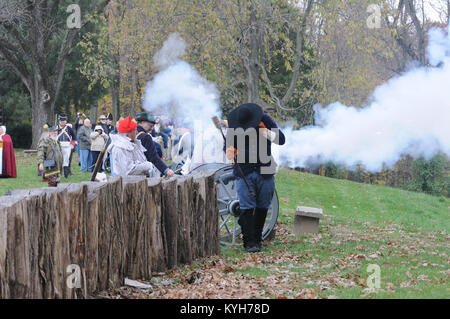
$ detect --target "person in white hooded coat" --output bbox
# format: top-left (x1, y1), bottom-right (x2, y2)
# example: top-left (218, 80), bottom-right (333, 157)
top-left (107, 116), bottom-right (158, 177)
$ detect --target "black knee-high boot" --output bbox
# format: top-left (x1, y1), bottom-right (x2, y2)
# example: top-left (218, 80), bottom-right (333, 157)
top-left (63, 166), bottom-right (69, 178)
top-left (238, 208), bottom-right (259, 253)
top-left (255, 208), bottom-right (268, 250)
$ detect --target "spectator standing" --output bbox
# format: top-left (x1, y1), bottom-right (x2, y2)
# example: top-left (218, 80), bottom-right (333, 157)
top-left (90, 125), bottom-right (108, 173)
top-left (98, 114), bottom-right (110, 135)
top-left (77, 119), bottom-right (92, 172)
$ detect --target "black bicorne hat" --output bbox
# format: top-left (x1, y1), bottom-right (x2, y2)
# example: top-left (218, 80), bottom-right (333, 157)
top-left (227, 103), bottom-right (263, 130)
top-left (136, 112), bottom-right (156, 124)
top-left (107, 113), bottom-right (113, 121)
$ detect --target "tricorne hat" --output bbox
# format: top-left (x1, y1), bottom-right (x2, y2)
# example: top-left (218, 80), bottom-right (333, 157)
top-left (227, 103), bottom-right (263, 130)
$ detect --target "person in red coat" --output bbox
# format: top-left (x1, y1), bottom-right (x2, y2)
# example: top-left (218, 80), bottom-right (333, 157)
top-left (0, 125), bottom-right (17, 178)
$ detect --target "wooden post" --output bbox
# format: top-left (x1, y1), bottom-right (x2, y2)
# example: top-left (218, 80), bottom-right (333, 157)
top-left (147, 178), bottom-right (166, 273)
top-left (62, 183), bottom-right (89, 298)
top-left (86, 193), bottom-right (99, 295)
top-left (192, 173), bottom-right (206, 258)
top-left (176, 176), bottom-right (193, 265)
top-left (122, 177), bottom-right (152, 280)
top-left (161, 177), bottom-right (178, 270)
top-left (90, 177), bottom-right (125, 291)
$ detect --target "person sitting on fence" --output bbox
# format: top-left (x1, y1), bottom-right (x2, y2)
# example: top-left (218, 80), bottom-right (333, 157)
top-left (37, 124), bottom-right (63, 187)
top-left (107, 116), bottom-right (159, 178)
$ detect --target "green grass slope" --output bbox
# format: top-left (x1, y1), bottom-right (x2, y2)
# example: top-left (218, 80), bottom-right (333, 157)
top-left (276, 168), bottom-right (450, 233)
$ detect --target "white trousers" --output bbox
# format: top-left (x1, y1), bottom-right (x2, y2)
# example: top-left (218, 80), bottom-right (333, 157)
top-left (60, 142), bottom-right (72, 167)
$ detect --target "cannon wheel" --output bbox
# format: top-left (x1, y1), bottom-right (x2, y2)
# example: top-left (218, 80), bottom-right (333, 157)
top-left (190, 163), bottom-right (279, 246)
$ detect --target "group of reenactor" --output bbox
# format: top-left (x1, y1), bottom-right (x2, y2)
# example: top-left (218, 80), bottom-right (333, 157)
top-left (36, 103), bottom-right (286, 254)
top-left (37, 112), bottom-right (176, 186)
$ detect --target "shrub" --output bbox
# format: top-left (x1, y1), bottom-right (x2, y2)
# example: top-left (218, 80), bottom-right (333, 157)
top-left (406, 154), bottom-right (450, 197)
top-left (8, 123), bottom-right (32, 149)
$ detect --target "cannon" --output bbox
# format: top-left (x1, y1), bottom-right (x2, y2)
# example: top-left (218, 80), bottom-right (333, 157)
top-left (190, 163), bottom-right (279, 246)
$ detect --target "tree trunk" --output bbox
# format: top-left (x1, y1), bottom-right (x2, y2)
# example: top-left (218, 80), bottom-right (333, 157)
top-left (112, 54), bottom-right (121, 120)
top-left (246, 7), bottom-right (263, 104)
top-left (90, 101), bottom-right (98, 125)
top-left (130, 67), bottom-right (136, 118)
top-left (30, 82), bottom-right (54, 149)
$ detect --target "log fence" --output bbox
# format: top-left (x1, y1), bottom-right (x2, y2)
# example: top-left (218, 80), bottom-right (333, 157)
top-left (0, 171), bottom-right (219, 298)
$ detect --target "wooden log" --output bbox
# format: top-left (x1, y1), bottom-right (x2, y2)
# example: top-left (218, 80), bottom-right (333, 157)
top-left (122, 176), bottom-right (151, 280)
top-left (147, 178), bottom-right (166, 273)
top-left (204, 171), bottom-right (220, 256)
top-left (38, 188), bottom-right (72, 298)
top-left (0, 200), bottom-right (8, 298)
top-left (90, 177), bottom-right (125, 291)
top-left (23, 193), bottom-right (44, 299)
top-left (62, 183), bottom-right (89, 298)
top-left (6, 198), bottom-right (31, 298)
top-left (204, 172), bottom-right (213, 256)
top-left (86, 193), bottom-right (99, 295)
top-left (192, 173), bottom-right (206, 259)
top-left (0, 196), bottom-right (25, 299)
top-left (0, 196), bottom-right (30, 298)
top-left (161, 177), bottom-right (178, 269)
top-left (176, 176), bottom-right (193, 265)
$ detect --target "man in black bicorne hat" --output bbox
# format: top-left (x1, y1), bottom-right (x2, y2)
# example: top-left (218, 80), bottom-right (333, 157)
top-left (225, 103), bottom-right (285, 253)
top-left (106, 113), bottom-right (114, 134)
top-left (136, 112), bottom-right (174, 177)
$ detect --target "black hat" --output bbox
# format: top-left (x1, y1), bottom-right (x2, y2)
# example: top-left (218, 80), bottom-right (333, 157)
top-left (227, 103), bottom-right (263, 130)
top-left (107, 113), bottom-right (113, 121)
top-left (136, 112), bottom-right (156, 124)
top-left (59, 113), bottom-right (67, 121)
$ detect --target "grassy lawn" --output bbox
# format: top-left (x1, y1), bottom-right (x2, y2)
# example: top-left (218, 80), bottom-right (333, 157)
top-left (0, 149), bottom-right (92, 195)
top-left (2, 151), bottom-right (449, 299)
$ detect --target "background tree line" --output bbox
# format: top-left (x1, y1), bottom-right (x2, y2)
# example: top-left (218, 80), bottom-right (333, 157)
top-left (1, 0), bottom-right (449, 195)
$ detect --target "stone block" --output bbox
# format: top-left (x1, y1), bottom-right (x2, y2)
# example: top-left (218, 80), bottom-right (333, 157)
top-left (293, 206), bottom-right (323, 235)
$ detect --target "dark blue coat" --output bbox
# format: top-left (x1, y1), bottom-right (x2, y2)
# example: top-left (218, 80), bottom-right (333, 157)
top-left (226, 113), bottom-right (285, 177)
top-left (136, 125), bottom-right (168, 175)
top-left (57, 125), bottom-right (77, 143)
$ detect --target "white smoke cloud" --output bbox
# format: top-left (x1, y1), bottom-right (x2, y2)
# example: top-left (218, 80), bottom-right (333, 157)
top-left (280, 26), bottom-right (450, 172)
top-left (143, 33), bottom-right (226, 166)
